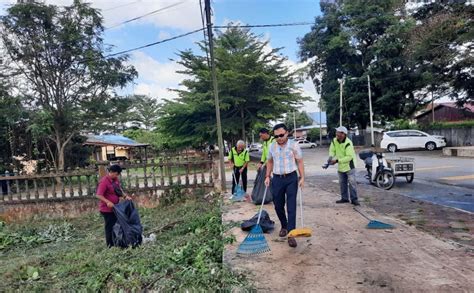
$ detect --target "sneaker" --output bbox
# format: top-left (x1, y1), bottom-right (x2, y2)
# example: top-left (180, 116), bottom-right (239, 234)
top-left (351, 200), bottom-right (360, 206)
top-left (336, 199), bottom-right (350, 204)
top-left (279, 228), bottom-right (288, 237)
top-left (288, 237), bottom-right (297, 248)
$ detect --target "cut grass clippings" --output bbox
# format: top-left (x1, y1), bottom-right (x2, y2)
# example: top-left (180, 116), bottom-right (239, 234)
top-left (0, 193), bottom-right (252, 291)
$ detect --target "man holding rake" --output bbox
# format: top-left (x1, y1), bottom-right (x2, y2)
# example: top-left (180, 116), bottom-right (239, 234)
top-left (265, 123), bottom-right (305, 248)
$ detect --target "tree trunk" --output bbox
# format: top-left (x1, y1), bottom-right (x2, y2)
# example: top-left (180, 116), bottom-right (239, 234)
top-left (7, 124), bottom-right (15, 158)
top-left (241, 107), bottom-right (245, 141)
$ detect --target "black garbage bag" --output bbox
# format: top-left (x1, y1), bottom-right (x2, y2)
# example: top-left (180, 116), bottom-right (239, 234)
top-left (112, 200), bottom-right (143, 248)
top-left (251, 166), bottom-right (273, 205)
top-left (241, 210), bottom-right (275, 233)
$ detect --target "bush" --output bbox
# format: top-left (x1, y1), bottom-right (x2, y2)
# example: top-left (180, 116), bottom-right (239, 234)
top-left (0, 196), bottom-right (251, 291)
top-left (306, 128), bottom-right (321, 142)
top-left (423, 120), bottom-right (474, 130)
top-left (388, 119), bottom-right (420, 130)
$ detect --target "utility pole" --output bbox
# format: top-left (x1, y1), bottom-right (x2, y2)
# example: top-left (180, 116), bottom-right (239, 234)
top-left (337, 77), bottom-right (345, 126)
top-left (293, 111), bottom-right (297, 138)
top-left (367, 73), bottom-right (375, 146)
top-left (319, 100), bottom-right (323, 146)
top-left (431, 91), bottom-right (435, 123)
top-left (204, 0), bottom-right (226, 192)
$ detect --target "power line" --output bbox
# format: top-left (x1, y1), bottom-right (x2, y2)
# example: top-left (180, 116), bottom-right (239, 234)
top-left (102, 1), bottom-right (142, 12)
top-left (104, 21), bottom-right (315, 59)
top-left (105, 1), bottom-right (185, 30)
top-left (106, 28), bottom-right (205, 58)
top-left (199, 0), bottom-right (210, 67)
top-left (214, 22), bottom-right (314, 29)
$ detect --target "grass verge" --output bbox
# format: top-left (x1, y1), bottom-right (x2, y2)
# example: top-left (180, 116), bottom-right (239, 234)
top-left (0, 192), bottom-right (252, 291)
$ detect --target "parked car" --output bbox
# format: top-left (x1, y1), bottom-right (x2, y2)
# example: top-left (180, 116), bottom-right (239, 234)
top-left (297, 140), bottom-right (317, 149)
top-left (381, 130), bottom-right (446, 152)
top-left (248, 143), bottom-right (262, 152)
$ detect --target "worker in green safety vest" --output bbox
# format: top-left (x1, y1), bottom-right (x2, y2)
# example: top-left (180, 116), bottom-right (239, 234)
top-left (329, 126), bottom-right (360, 206)
top-left (228, 140), bottom-right (250, 194)
top-left (257, 128), bottom-right (275, 170)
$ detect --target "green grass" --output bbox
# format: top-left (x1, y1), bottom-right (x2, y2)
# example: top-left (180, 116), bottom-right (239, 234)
top-left (0, 193), bottom-right (251, 291)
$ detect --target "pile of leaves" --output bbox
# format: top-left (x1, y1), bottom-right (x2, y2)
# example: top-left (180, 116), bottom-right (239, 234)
top-left (0, 194), bottom-right (251, 291)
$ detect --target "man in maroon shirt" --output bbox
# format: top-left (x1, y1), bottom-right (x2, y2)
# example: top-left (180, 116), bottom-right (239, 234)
top-left (96, 164), bottom-right (131, 247)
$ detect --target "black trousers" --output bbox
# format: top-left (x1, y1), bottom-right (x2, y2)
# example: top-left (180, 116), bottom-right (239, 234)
top-left (232, 166), bottom-right (247, 194)
top-left (101, 211), bottom-right (117, 247)
top-left (271, 172), bottom-right (298, 232)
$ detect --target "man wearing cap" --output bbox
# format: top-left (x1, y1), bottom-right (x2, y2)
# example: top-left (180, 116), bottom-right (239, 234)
top-left (228, 140), bottom-right (250, 194)
top-left (265, 123), bottom-right (305, 248)
top-left (257, 128), bottom-right (275, 170)
top-left (96, 164), bottom-right (132, 247)
top-left (329, 126), bottom-right (359, 206)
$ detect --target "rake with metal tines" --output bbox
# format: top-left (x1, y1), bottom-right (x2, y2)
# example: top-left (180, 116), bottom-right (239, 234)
top-left (237, 185), bottom-right (270, 255)
top-left (354, 207), bottom-right (395, 229)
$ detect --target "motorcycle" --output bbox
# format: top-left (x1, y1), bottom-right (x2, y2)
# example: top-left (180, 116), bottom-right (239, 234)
top-left (358, 150), bottom-right (395, 190)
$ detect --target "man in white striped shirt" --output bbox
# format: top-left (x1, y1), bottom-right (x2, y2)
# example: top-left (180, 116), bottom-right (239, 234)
top-left (265, 123), bottom-right (305, 248)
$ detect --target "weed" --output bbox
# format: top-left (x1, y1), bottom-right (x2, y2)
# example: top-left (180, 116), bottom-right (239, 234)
top-left (0, 195), bottom-right (251, 291)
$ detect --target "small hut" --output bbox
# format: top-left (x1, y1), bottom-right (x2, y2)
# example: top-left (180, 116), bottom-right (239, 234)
top-left (84, 134), bottom-right (149, 162)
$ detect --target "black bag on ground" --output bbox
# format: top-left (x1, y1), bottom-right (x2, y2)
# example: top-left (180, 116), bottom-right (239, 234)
top-left (241, 210), bottom-right (275, 233)
top-left (112, 200), bottom-right (143, 248)
top-left (251, 166), bottom-right (273, 205)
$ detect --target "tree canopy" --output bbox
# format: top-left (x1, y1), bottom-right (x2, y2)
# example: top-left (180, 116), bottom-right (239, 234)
top-left (0, 0), bottom-right (137, 170)
top-left (157, 26), bottom-right (308, 148)
top-left (299, 0), bottom-right (473, 129)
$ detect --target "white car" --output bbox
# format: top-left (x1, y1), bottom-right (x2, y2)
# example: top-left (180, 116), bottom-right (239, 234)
top-left (381, 130), bottom-right (446, 152)
top-left (248, 143), bottom-right (262, 152)
top-left (297, 140), bottom-right (317, 149)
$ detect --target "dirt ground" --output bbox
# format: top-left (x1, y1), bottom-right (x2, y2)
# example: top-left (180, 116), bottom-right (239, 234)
top-left (223, 178), bottom-right (474, 292)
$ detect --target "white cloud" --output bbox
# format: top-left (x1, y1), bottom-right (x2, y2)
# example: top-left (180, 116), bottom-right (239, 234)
top-left (158, 30), bottom-right (171, 40)
top-left (1, 0), bottom-right (203, 30)
top-left (128, 51), bottom-right (187, 103)
top-left (260, 35), bottom-right (321, 112)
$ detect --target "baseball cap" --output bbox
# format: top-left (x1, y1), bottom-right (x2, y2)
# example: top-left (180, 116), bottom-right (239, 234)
top-left (335, 126), bottom-right (348, 134)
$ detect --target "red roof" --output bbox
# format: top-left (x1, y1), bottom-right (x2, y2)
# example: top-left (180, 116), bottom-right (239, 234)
top-left (415, 102), bottom-right (474, 118)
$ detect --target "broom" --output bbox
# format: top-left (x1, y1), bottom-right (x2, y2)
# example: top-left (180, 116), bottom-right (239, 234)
top-left (288, 188), bottom-right (312, 238)
top-left (236, 185), bottom-right (270, 255)
top-left (353, 207), bottom-right (395, 229)
top-left (230, 171), bottom-right (246, 201)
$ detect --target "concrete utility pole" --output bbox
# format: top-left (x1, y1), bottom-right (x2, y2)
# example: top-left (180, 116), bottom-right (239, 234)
top-left (204, 0), bottom-right (226, 192)
top-left (367, 73), bottom-right (375, 146)
top-left (431, 91), bottom-right (435, 123)
top-left (293, 111), bottom-right (297, 138)
top-left (337, 77), bottom-right (345, 126)
top-left (319, 100), bottom-right (323, 146)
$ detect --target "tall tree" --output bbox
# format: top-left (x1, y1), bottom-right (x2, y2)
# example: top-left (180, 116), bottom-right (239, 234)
top-left (407, 1), bottom-right (474, 105)
top-left (0, 1), bottom-right (137, 171)
top-left (158, 26), bottom-right (307, 148)
top-left (284, 111), bottom-right (313, 130)
top-left (129, 95), bottom-right (161, 130)
top-left (300, 0), bottom-right (422, 129)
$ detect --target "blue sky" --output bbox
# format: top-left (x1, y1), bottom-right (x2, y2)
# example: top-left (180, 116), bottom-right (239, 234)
top-left (1, 0), bottom-right (323, 111)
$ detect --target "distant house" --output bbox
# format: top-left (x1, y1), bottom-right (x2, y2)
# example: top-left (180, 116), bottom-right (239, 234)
top-left (84, 134), bottom-right (149, 162)
top-left (414, 103), bottom-right (474, 125)
top-left (293, 112), bottom-right (328, 139)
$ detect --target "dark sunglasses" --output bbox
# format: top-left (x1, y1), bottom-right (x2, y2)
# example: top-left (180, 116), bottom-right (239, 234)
top-left (274, 133), bottom-right (286, 138)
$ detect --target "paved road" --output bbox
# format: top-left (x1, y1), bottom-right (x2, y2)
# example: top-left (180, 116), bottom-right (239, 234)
top-left (302, 147), bottom-right (474, 213)
top-left (248, 147), bottom-right (474, 213)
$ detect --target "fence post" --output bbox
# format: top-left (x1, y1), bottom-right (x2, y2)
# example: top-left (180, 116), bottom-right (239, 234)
top-left (77, 167), bottom-right (83, 197)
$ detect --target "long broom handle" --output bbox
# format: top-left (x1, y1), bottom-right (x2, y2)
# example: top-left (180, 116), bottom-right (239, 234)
top-left (256, 185), bottom-right (268, 225)
top-left (353, 207), bottom-right (371, 221)
top-left (299, 188), bottom-right (304, 227)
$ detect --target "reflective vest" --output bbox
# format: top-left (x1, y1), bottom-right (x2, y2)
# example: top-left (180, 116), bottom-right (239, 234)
top-left (228, 147), bottom-right (250, 167)
top-left (329, 138), bottom-right (357, 173)
top-left (260, 137), bottom-right (276, 163)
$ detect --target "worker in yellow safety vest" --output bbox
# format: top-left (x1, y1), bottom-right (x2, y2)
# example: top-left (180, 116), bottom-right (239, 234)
top-left (228, 140), bottom-right (250, 194)
top-left (257, 128), bottom-right (275, 170)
